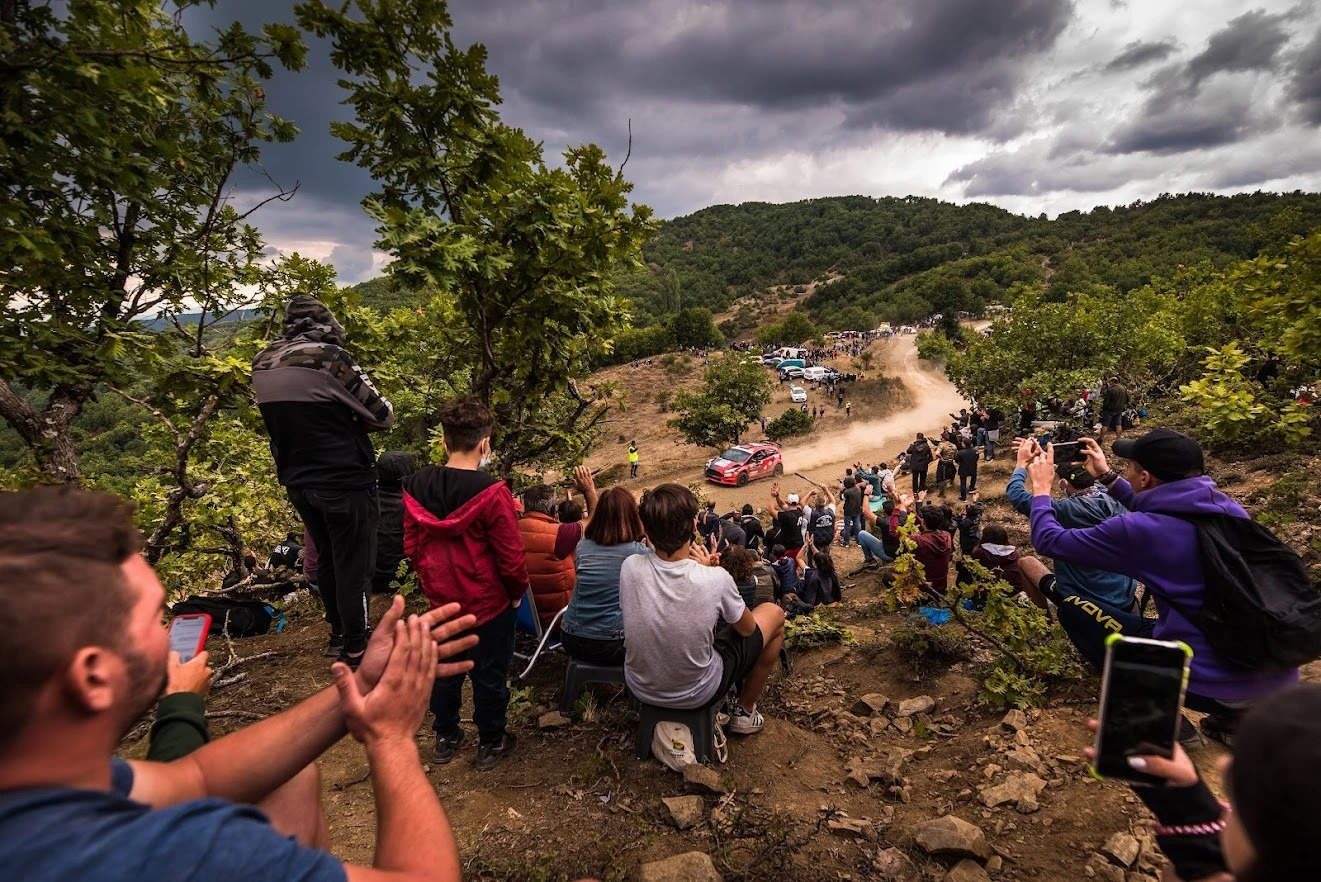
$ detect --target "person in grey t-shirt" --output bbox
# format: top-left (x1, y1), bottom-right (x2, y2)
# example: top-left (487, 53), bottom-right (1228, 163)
top-left (621, 484), bottom-right (786, 735)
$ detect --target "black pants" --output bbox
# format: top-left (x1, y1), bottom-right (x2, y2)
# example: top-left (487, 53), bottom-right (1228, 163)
top-left (288, 486), bottom-right (378, 653)
top-left (912, 466), bottom-right (929, 493)
top-left (561, 630), bottom-right (626, 667)
top-left (959, 474), bottom-right (977, 499)
top-left (431, 605), bottom-right (517, 744)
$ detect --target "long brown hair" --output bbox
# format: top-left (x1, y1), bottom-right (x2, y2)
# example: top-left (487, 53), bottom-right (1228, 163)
top-left (720, 545), bottom-right (758, 583)
top-left (585, 486), bottom-right (645, 546)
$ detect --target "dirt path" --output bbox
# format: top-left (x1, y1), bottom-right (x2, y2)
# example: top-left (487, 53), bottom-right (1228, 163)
top-left (645, 334), bottom-right (966, 508)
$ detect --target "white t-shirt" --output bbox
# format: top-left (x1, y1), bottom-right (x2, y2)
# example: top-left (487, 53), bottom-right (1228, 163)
top-left (619, 554), bottom-right (747, 709)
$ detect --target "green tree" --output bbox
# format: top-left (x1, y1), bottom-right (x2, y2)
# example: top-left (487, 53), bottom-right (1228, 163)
top-left (668, 359), bottom-right (772, 449)
top-left (670, 307), bottom-right (724, 349)
top-left (0, 0), bottom-right (305, 481)
top-left (777, 311), bottom-right (819, 344)
top-left (298, 0), bottom-right (653, 472)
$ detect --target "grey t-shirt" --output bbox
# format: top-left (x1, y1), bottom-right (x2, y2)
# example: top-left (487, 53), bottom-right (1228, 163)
top-left (619, 554), bottom-right (747, 709)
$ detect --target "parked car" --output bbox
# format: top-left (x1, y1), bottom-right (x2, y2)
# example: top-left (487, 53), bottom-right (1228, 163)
top-left (779, 365), bottom-right (806, 379)
top-left (705, 441), bottom-right (784, 487)
top-left (789, 384), bottom-right (807, 403)
top-left (761, 354), bottom-right (782, 366)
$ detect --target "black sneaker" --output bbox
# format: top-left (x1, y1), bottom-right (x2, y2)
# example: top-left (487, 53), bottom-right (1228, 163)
top-left (474, 732), bottom-right (517, 771)
top-left (325, 634), bottom-right (345, 657)
top-left (432, 731), bottom-right (465, 765)
top-left (1199, 714), bottom-right (1236, 748)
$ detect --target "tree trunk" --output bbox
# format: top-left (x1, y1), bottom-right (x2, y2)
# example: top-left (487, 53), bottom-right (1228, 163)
top-left (0, 379), bottom-right (86, 482)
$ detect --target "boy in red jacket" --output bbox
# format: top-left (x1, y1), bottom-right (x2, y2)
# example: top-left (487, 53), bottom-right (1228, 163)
top-left (403, 398), bottom-right (530, 771)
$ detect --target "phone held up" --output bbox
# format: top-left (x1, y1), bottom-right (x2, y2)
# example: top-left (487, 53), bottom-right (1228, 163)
top-left (1091, 634), bottom-right (1192, 786)
top-left (167, 613), bottom-right (212, 664)
top-left (1051, 440), bottom-right (1084, 463)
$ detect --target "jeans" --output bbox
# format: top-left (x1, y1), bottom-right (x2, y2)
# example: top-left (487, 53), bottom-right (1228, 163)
top-left (841, 513), bottom-right (862, 546)
top-left (287, 486), bottom-right (378, 653)
top-left (431, 605), bottom-right (517, 744)
top-left (857, 530), bottom-right (891, 563)
top-left (984, 430), bottom-right (999, 461)
top-left (959, 474), bottom-right (977, 500)
top-left (911, 466), bottom-right (929, 493)
top-left (561, 630), bottom-right (626, 667)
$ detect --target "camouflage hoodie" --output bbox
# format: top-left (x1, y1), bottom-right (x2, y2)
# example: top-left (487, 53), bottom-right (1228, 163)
top-left (252, 296), bottom-right (394, 489)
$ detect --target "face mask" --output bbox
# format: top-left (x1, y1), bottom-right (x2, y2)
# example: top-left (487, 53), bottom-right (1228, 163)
top-left (478, 442), bottom-right (491, 471)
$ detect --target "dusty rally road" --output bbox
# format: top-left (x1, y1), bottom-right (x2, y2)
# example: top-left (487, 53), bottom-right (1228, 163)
top-left (645, 333), bottom-right (968, 510)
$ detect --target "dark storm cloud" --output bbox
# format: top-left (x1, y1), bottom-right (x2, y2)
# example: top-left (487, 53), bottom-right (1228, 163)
top-left (1103, 40), bottom-right (1177, 71)
top-left (1185, 9), bottom-right (1290, 86)
top-left (1291, 31), bottom-right (1321, 125)
top-left (454, 0), bottom-right (1073, 137)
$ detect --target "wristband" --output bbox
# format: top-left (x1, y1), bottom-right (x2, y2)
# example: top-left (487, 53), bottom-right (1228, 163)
top-left (1098, 469), bottom-right (1119, 486)
top-left (1154, 804), bottom-right (1232, 837)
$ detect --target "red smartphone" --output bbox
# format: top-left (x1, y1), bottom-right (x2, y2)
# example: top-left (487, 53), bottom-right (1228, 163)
top-left (168, 613), bottom-right (212, 663)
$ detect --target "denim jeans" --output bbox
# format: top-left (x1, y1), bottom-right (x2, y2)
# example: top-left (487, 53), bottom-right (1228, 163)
top-left (287, 485), bottom-right (378, 652)
top-left (959, 474), bottom-right (977, 500)
top-left (430, 605), bottom-right (517, 744)
top-left (841, 513), bottom-right (862, 546)
top-left (858, 530), bottom-right (891, 563)
top-left (984, 430), bottom-right (999, 461)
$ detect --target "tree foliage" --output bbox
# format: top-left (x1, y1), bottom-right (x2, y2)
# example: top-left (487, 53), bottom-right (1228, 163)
top-left (754, 310), bottom-right (818, 345)
top-left (668, 359), bottom-right (773, 449)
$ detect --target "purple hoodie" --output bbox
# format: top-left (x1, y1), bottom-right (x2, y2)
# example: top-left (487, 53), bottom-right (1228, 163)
top-left (1030, 475), bottom-right (1299, 701)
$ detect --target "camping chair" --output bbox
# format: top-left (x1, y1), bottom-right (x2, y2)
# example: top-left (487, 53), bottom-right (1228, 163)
top-left (512, 587), bottom-right (566, 682)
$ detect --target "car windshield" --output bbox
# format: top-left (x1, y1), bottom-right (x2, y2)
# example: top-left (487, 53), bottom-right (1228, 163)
top-left (720, 448), bottom-right (751, 463)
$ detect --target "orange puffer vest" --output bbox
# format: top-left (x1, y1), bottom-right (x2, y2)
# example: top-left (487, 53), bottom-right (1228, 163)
top-left (518, 512), bottom-right (576, 628)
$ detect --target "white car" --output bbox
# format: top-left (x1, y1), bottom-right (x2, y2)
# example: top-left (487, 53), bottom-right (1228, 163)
top-left (789, 384), bottom-right (807, 403)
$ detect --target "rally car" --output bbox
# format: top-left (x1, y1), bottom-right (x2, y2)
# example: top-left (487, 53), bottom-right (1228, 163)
top-left (705, 441), bottom-right (784, 487)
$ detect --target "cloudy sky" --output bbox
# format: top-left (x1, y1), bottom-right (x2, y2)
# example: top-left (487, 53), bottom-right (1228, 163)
top-left (198, 0), bottom-right (1321, 283)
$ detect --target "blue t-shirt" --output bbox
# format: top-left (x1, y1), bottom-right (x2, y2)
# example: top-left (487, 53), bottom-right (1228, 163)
top-left (0, 758), bottom-right (346, 882)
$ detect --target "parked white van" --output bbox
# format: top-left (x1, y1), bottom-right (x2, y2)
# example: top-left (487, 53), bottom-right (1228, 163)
top-left (801, 366), bottom-right (831, 382)
top-left (773, 346), bottom-right (808, 361)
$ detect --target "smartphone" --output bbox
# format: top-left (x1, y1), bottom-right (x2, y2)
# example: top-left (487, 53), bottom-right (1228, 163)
top-left (1051, 441), bottom-right (1083, 463)
top-left (1092, 635), bottom-right (1192, 785)
top-left (168, 613), bottom-right (212, 663)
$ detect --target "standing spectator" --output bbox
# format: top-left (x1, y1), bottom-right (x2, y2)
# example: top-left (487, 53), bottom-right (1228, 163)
top-left (906, 433), bottom-right (934, 496)
top-left (912, 506), bottom-right (954, 596)
top-left (805, 484), bottom-right (837, 550)
top-left (934, 436), bottom-right (957, 499)
top-left (403, 397), bottom-right (531, 770)
top-left (845, 401), bottom-right (851, 417)
top-left (697, 500), bottom-right (722, 547)
top-left (1098, 376), bottom-right (1130, 445)
top-left (561, 485), bottom-right (650, 667)
top-left (521, 473), bottom-right (598, 630)
top-left (839, 477), bottom-right (863, 548)
top-left (253, 295), bottom-right (394, 667)
top-left (769, 483), bottom-right (806, 560)
top-left (953, 495), bottom-right (983, 556)
top-left (371, 451), bottom-right (417, 594)
top-left (956, 440), bottom-right (980, 501)
top-left (983, 409), bottom-right (1002, 461)
top-left (621, 484), bottom-right (787, 734)
top-left (738, 503), bottom-right (766, 553)
top-left (716, 511), bottom-right (747, 552)
top-left (627, 440), bottom-right (639, 479)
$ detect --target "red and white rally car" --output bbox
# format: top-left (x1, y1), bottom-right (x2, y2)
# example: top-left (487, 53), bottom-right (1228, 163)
top-left (705, 441), bottom-right (784, 487)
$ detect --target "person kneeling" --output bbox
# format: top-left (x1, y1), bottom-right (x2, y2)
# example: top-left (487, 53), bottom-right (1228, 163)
top-left (621, 484), bottom-right (786, 736)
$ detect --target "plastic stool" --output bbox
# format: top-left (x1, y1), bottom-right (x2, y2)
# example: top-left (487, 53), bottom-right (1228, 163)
top-left (559, 659), bottom-right (627, 713)
top-left (636, 702), bottom-right (718, 763)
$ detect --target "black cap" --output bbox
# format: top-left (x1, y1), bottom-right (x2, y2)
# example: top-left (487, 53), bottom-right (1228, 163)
top-left (1112, 428), bottom-right (1204, 482)
top-left (1055, 462), bottom-right (1095, 489)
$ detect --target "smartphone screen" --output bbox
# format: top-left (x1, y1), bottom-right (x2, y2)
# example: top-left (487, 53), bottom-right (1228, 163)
top-left (1052, 441), bottom-right (1082, 462)
top-left (1093, 637), bottom-right (1190, 785)
top-left (168, 614), bottom-right (211, 663)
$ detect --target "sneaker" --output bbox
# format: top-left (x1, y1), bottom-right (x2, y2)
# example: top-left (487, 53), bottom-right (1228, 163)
top-left (1177, 716), bottom-right (1208, 752)
top-left (475, 732), bottom-right (517, 771)
top-left (729, 704), bottom-right (765, 735)
top-left (325, 634), bottom-right (345, 657)
top-left (1199, 714), bottom-right (1235, 748)
top-left (431, 731), bottom-right (465, 765)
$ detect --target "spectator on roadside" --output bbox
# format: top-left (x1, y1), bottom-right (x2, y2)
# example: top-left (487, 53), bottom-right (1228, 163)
top-left (802, 549), bottom-right (842, 606)
top-left (805, 484), bottom-right (837, 550)
top-left (1006, 440), bottom-right (1137, 612)
top-left (371, 450), bottom-right (418, 594)
top-left (697, 499), bottom-right (722, 547)
top-left (955, 440), bottom-right (980, 501)
top-left (934, 436), bottom-right (957, 499)
top-left (716, 512), bottom-right (747, 552)
top-left (720, 545), bottom-right (760, 610)
top-left (983, 409), bottom-right (1002, 461)
top-left (912, 505), bottom-right (954, 596)
top-left (738, 503), bottom-right (766, 553)
top-left (906, 433), bottom-right (934, 496)
top-left (768, 483), bottom-right (806, 560)
top-left (1098, 376), bottom-right (1130, 445)
top-left (953, 495), bottom-right (983, 556)
top-left (267, 531), bottom-right (303, 573)
top-left (253, 295), bottom-right (394, 667)
top-left (404, 397), bottom-right (531, 771)
top-left (560, 484), bottom-right (650, 668)
top-left (769, 543), bottom-right (804, 601)
top-left (621, 484), bottom-right (787, 735)
top-left (557, 497), bottom-right (584, 525)
top-left (1023, 431), bottom-right (1299, 745)
top-left (0, 484), bottom-right (478, 882)
top-left (855, 490), bottom-right (892, 567)
top-left (839, 477), bottom-right (863, 549)
top-left (963, 524), bottom-right (1027, 596)
top-left (627, 440), bottom-right (639, 479)
top-left (521, 473), bottom-right (598, 630)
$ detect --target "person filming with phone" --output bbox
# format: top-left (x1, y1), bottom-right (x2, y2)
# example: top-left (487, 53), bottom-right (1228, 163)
top-left (0, 484), bottom-right (481, 882)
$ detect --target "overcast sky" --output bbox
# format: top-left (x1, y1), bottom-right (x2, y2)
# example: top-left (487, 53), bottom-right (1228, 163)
top-left (199, 0), bottom-right (1321, 283)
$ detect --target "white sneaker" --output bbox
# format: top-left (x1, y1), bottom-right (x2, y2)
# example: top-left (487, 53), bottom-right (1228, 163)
top-left (729, 704), bottom-right (765, 735)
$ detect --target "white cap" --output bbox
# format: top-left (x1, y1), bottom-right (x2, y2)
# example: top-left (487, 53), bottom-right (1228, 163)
top-left (786, 493), bottom-right (800, 504)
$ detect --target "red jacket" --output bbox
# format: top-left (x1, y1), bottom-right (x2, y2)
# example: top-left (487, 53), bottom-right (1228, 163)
top-left (403, 481), bottom-right (529, 627)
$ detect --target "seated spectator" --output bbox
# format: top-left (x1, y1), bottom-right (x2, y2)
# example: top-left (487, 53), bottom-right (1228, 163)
top-left (802, 549), bottom-right (842, 607)
top-left (0, 484), bottom-right (479, 882)
top-left (266, 531), bottom-right (303, 572)
top-left (621, 484), bottom-right (786, 734)
top-left (1024, 432), bottom-right (1299, 744)
top-left (221, 552), bottom-right (260, 591)
top-left (716, 511), bottom-right (746, 552)
top-left (769, 544), bottom-right (804, 600)
top-left (1007, 439), bottom-right (1137, 611)
top-left (560, 482), bottom-right (649, 668)
top-left (557, 497), bottom-right (584, 525)
top-left (953, 496), bottom-right (983, 556)
top-left (856, 489), bottom-right (892, 566)
top-left (963, 524), bottom-right (1027, 595)
top-left (521, 473), bottom-right (598, 629)
top-left (372, 450), bottom-right (418, 594)
top-left (719, 545), bottom-right (760, 609)
top-left (697, 500), bottom-right (721, 547)
top-left (912, 505), bottom-right (954, 596)
top-left (1086, 683), bottom-right (1321, 882)
top-left (405, 397), bottom-right (530, 770)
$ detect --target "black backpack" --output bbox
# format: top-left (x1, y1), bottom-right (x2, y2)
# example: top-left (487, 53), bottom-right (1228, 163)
top-left (172, 596), bottom-right (278, 638)
top-left (1169, 514), bottom-right (1321, 672)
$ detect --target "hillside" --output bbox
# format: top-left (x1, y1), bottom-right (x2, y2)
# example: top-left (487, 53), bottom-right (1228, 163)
top-left (613, 192), bottom-right (1321, 331)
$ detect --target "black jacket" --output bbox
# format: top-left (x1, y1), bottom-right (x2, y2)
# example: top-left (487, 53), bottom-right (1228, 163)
top-left (907, 439), bottom-right (934, 469)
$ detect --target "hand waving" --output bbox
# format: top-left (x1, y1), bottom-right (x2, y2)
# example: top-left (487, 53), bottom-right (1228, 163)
top-left (334, 614), bottom-right (437, 746)
top-left (357, 596), bottom-right (478, 689)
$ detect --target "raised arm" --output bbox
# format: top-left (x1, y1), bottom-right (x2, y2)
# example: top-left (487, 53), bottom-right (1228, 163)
top-left (769, 482), bottom-right (783, 515)
top-left (574, 465), bottom-right (599, 521)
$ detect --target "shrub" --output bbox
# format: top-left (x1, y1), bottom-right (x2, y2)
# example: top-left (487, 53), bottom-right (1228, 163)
top-left (766, 407), bottom-right (813, 441)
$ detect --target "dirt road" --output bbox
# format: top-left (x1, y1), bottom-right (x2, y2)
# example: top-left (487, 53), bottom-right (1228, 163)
top-left (651, 334), bottom-right (966, 508)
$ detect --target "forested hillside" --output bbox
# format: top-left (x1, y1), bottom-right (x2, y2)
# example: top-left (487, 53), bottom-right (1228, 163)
top-left (613, 192), bottom-right (1321, 332)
